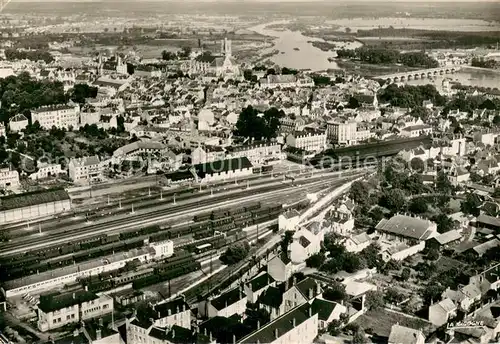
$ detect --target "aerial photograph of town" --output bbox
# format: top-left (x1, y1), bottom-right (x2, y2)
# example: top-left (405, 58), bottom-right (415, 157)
top-left (0, 0), bottom-right (499, 343)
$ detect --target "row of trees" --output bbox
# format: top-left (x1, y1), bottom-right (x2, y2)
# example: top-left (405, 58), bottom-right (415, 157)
top-left (219, 242), bottom-right (250, 265)
top-left (377, 83), bottom-right (446, 108)
top-left (336, 47), bottom-right (439, 68)
top-left (5, 49), bottom-right (54, 63)
top-left (161, 47), bottom-right (192, 61)
top-left (471, 57), bottom-right (498, 69)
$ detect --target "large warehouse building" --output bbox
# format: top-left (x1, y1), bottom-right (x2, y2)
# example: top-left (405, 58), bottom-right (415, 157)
top-left (0, 188), bottom-right (72, 224)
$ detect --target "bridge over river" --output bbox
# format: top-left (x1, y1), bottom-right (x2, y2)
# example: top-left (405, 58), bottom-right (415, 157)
top-left (381, 65), bottom-right (464, 84)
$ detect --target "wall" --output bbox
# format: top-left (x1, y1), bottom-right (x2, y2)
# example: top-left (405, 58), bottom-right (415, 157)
top-left (0, 199), bottom-right (72, 224)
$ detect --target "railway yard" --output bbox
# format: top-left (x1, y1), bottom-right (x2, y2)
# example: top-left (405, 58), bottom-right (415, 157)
top-left (0, 167), bottom-right (368, 329)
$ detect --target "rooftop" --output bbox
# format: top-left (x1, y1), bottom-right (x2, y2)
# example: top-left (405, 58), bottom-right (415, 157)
top-left (388, 324), bottom-right (425, 344)
top-left (38, 290), bottom-right (98, 313)
top-left (192, 157), bottom-right (253, 179)
top-left (149, 325), bottom-right (211, 344)
top-left (248, 272), bottom-right (274, 293)
top-left (238, 303), bottom-right (314, 344)
top-left (376, 215), bottom-right (436, 240)
top-left (210, 286), bottom-right (245, 311)
top-left (0, 188), bottom-right (69, 211)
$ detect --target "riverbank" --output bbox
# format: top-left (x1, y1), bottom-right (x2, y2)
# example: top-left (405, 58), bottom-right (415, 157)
top-left (463, 65), bottom-right (500, 74)
top-left (335, 59), bottom-right (422, 78)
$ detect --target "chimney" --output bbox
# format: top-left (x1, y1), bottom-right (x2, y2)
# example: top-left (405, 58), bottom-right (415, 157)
top-left (293, 276), bottom-right (297, 286)
top-left (274, 329), bottom-right (279, 339)
top-left (158, 311), bottom-right (160, 318)
top-left (293, 318), bottom-right (296, 327)
top-left (309, 288), bottom-right (313, 299)
top-left (168, 309), bottom-right (172, 316)
top-left (204, 328), bottom-right (207, 336)
top-left (72, 292), bottom-right (76, 299)
top-left (99, 318), bottom-right (103, 327)
top-left (183, 304), bottom-right (186, 312)
top-left (285, 279), bottom-right (289, 291)
top-left (308, 306), bottom-right (312, 317)
top-left (209, 332), bottom-right (213, 342)
top-left (176, 305), bottom-right (180, 313)
top-left (316, 283), bottom-right (321, 295)
top-left (172, 328), bottom-right (175, 339)
top-left (96, 329), bottom-right (102, 340)
top-left (73, 329), bottom-right (79, 337)
top-left (233, 334), bottom-right (236, 344)
top-left (85, 285), bottom-right (88, 291)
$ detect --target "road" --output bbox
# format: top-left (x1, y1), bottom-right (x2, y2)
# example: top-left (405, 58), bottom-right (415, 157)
top-left (0, 171), bottom-right (365, 257)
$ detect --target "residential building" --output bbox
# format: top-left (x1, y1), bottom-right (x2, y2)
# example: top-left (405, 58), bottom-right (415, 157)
top-left (442, 283), bottom-right (482, 312)
top-left (9, 113), bottom-right (28, 132)
top-left (191, 157), bottom-right (253, 183)
top-left (198, 286), bottom-right (247, 319)
top-left (143, 325), bottom-right (214, 344)
top-left (0, 167), bottom-right (19, 188)
top-left (68, 156), bottom-right (103, 184)
top-left (381, 242), bottom-right (426, 261)
top-left (448, 166), bottom-right (470, 186)
top-left (238, 303), bottom-right (318, 344)
top-left (278, 209), bottom-right (300, 232)
top-left (29, 163), bottom-right (64, 180)
top-left (191, 145), bottom-right (226, 165)
top-left (426, 230), bottom-right (462, 251)
top-left (267, 254), bottom-right (293, 282)
top-left (282, 277), bottom-right (322, 313)
top-left (56, 320), bottom-right (123, 344)
top-left (343, 233), bottom-right (371, 253)
top-left (290, 228), bottom-right (321, 264)
top-left (428, 298), bottom-right (457, 327)
top-left (244, 272), bottom-right (275, 304)
top-left (286, 130), bottom-right (327, 152)
top-left (31, 104), bottom-right (79, 130)
top-left (311, 298), bottom-right (347, 330)
top-left (37, 290), bottom-right (113, 332)
top-left (400, 124), bottom-right (433, 138)
top-left (112, 140), bottom-right (168, 162)
top-left (327, 121), bottom-right (357, 145)
top-left (375, 215), bottom-right (439, 243)
top-left (227, 141), bottom-right (282, 165)
top-left (388, 324), bottom-right (425, 344)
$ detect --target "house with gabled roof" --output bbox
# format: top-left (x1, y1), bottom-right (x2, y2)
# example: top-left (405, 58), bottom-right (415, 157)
top-left (375, 215), bottom-right (439, 244)
top-left (278, 209), bottom-right (300, 232)
top-left (244, 272), bottom-right (275, 304)
top-left (198, 285), bottom-right (247, 319)
top-left (290, 227), bottom-right (321, 264)
top-left (267, 253), bottom-right (293, 282)
top-left (344, 232), bottom-right (371, 253)
top-left (311, 298), bottom-right (347, 330)
top-left (428, 298), bottom-right (457, 327)
top-left (282, 277), bottom-right (322, 314)
top-left (237, 303), bottom-right (318, 344)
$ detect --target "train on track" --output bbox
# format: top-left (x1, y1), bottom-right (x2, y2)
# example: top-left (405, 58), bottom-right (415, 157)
top-left (0, 203), bottom-right (281, 281)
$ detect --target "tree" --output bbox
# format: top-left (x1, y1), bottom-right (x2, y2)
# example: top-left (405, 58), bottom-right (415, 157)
top-left (235, 106), bottom-right (284, 140)
top-left (379, 188), bottom-right (406, 213)
top-left (345, 27), bottom-right (352, 34)
top-left (369, 207), bottom-right (385, 224)
top-left (385, 287), bottom-right (405, 305)
top-left (365, 290), bottom-right (385, 310)
top-left (243, 69), bottom-right (254, 82)
top-left (401, 267), bottom-right (411, 281)
top-left (410, 157), bottom-right (425, 173)
top-left (323, 282), bottom-right (347, 303)
top-left (219, 242), bottom-right (250, 265)
top-left (280, 230), bottom-right (294, 258)
top-left (350, 181), bottom-right (369, 205)
top-left (461, 193), bottom-right (482, 216)
top-left (353, 328), bottom-right (368, 344)
top-left (426, 248), bottom-right (439, 261)
top-left (409, 198), bottom-right (428, 214)
top-left (360, 243), bottom-right (384, 270)
top-left (494, 115), bottom-right (500, 125)
top-left (432, 213), bottom-right (455, 233)
top-left (436, 171), bottom-right (453, 194)
top-left (305, 252), bottom-right (326, 268)
top-left (469, 171), bottom-right (482, 183)
top-left (347, 96), bottom-right (361, 109)
top-left (327, 319), bottom-right (343, 336)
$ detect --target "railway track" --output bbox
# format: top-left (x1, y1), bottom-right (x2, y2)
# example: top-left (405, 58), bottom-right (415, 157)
top-left (0, 173), bottom-right (362, 257)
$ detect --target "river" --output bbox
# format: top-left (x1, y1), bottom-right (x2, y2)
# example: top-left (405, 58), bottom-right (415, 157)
top-left (249, 20), bottom-right (362, 71)
top-left (249, 20), bottom-right (499, 88)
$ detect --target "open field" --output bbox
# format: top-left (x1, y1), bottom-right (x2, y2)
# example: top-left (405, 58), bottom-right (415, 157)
top-left (354, 308), bottom-right (434, 337)
top-left (335, 60), bottom-right (422, 77)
